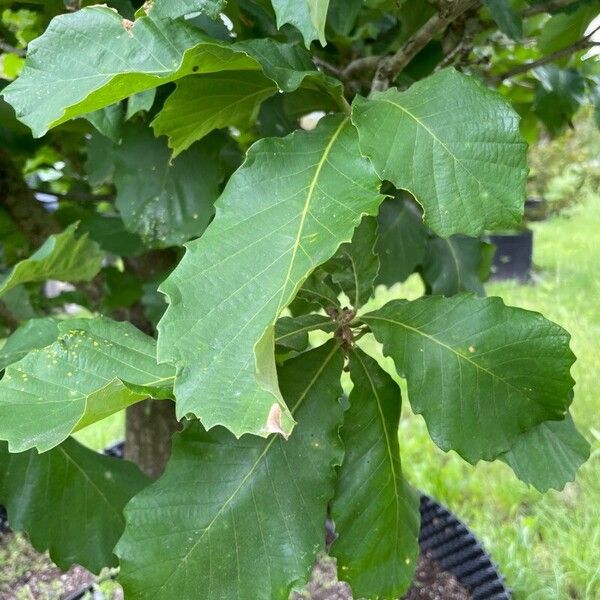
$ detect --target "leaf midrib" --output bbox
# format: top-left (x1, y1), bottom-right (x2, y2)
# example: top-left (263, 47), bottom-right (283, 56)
top-left (275, 117), bottom-right (348, 314)
top-left (351, 349), bottom-right (402, 560)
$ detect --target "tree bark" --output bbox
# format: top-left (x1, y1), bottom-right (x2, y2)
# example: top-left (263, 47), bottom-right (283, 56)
top-left (0, 148), bottom-right (59, 249)
top-left (125, 401), bottom-right (180, 480)
top-left (117, 253), bottom-right (180, 479)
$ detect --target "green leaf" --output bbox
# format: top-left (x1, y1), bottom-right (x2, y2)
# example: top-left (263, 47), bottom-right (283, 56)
top-left (352, 68), bottom-right (528, 237)
top-left (79, 214), bottom-right (144, 257)
top-left (422, 235), bottom-right (494, 296)
top-left (533, 66), bottom-right (585, 136)
top-left (0, 317), bottom-right (59, 370)
top-left (0, 224), bottom-right (104, 298)
top-left (274, 313), bottom-right (335, 352)
top-left (271, 0), bottom-right (330, 46)
top-left (331, 348), bottom-right (420, 598)
top-left (152, 71), bottom-right (277, 156)
top-left (125, 89), bottom-right (156, 120)
top-left (362, 294), bottom-right (576, 463)
top-left (290, 267), bottom-right (341, 315)
top-left (158, 115), bottom-right (383, 438)
top-left (538, 1), bottom-right (600, 54)
top-left (3, 7), bottom-right (343, 138)
top-left (375, 195), bottom-right (428, 286)
top-left (116, 342), bottom-right (345, 599)
top-left (236, 38), bottom-right (344, 96)
top-left (0, 317), bottom-right (175, 453)
top-left (483, 0), bottom-right (523, 39)
top-left (0, 286), bottom-right (36, 322)
top-left (85, 131), bottom-right (116, 186)
top-left (148, 0), bottom-right (227, 20)
top-left (83, 102), bottom-right (125, 142)
top-left (324, 216), bottom-right (379, 309)
top-left (500, 414), bottom-right (590, 492)
top-left (2, 6), bottom-right (258, 137)
top-left (151, 38), bottom-right (345, 156)
top-left (327, 0), bottom-right (362, 36)
top-left (114, 125), bottom-right (225, 247)
top-left (0, 437), bottom-right (149, 573)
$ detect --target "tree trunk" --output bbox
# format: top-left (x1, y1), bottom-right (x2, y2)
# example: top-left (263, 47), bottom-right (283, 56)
top-left (0, 148), bottom-right (59, 248)
top-left (119, 255), bottom-right (179, 479)
top-left (125, 401), bottom-right (180, 480)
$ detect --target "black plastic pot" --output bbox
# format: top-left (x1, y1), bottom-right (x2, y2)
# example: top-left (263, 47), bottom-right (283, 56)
top-left (524, 197), bottom-right (547, 222)
top-left (419, 495), bottom-right (510, 599)
top-left (488, 229), bottom-right (533, 282)
top-left (0, 505), bottom-right (8, 533)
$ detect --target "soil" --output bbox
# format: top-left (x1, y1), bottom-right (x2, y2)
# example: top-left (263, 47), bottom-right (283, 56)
top-left (0, 531), bottom-right (94, 600)
top-left (402, 555), bottom-right (472, 600)
top-left (292, 552), bottom-right (472, 600)
top-left (1, 530), bottom-right (470, 600)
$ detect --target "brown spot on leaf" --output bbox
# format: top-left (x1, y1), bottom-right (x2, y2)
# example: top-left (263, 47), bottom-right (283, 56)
top-left (265, 403), bottom-right (289, 439)
top-left (122, 18), bottom-right (134, 35)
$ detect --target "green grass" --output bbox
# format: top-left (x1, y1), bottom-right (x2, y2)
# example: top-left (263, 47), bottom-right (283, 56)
top-left (364, 194), bottom-right (600, 600)
top-left (72, 194), bottom-right (600, 599)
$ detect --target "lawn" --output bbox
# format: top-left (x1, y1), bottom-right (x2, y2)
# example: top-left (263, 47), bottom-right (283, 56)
top-left (5, 189), bottom-right (599, 600)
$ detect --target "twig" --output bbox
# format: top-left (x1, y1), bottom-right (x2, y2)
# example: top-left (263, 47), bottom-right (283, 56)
top-left (522, 0), bottom-right (578, 17)
top-left (314, 55), bottom-right (381, 83)
top-left (371, 0), bottom-right (480, 92)
top-left (0, 40), bottom-right (26, 57)
top-left (491, 24), bottom-right (600, 83)
top-left (31, 188), bottom-right (114, 202)
top-left (343, 55), bottom-right (381, 80)
top-left (312, 57), bottom-right (343, 79)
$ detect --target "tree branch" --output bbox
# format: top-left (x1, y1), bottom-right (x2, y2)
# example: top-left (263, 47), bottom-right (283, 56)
top-left (30, 188), bottom-right (114, 203)
top-left (491, 25), bottom-right (600, 83)
top-left (312, 57), bottom-right (343, 79)
top-left (522, 0), bottom-right (578, 17)
top-left (0, 40), bottom-right (25, 57)
top-left (343, 55), bottom-right (381, 80)
top-left (314, 55), bottom-right (381, 86)
top-left (371, 0), bottom-right (480, 92)
top-left (0, 149), bottom-right (59, 248)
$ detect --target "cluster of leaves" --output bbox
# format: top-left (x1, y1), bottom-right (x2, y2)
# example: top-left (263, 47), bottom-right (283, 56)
top-left (0, 0), bottom-right (596, 598)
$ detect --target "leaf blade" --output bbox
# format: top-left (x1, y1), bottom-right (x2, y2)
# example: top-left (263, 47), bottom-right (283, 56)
top-left (114, 124), bottom-right (225, 247)
top-left (0, 437), bottom-right (149, 573)
top-left (0, 317), bottom-right (175, 452)
top-left (375, 196), bottom-right (428, 286)
top-left (331, 348), bottom-right (420, 598)
top-left (352, 69), bottom-right (528, 237)
top-left (0, 224), bottom-right (104, 297)
top-left (422, 235), bottom-right (493, 296)
top-left (152, 71), bottom-right (277, 156)
top-left (271, 0), bottom-right (330, 46)
top-left (157, 115), bottom-right (383, 438)
top-left (0, 317), bottom-right (60, 370)
top-left (363, 294), bottom-right (576, 462)
top-left (2, 6), bottom-right (258, 136)
top-left (500, 414), bottom-right (590, 492)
